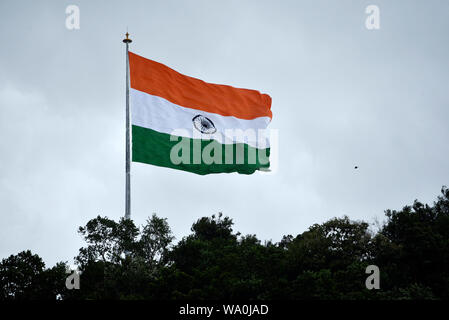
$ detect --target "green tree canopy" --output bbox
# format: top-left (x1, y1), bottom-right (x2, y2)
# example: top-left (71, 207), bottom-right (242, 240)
top-left (1, 187), bottom-right (449, 300)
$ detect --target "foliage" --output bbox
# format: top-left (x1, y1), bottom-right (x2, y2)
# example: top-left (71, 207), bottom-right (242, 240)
top-left (1, 187), bottom-right (449, 300)
top-left (0, 250), bottom-right (69, 300)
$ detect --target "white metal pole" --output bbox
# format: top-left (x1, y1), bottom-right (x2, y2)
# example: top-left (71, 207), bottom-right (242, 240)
top-left (123, 32), bottom-right (132, 220)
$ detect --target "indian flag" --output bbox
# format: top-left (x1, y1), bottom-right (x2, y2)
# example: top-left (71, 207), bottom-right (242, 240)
top-left (129, 52), bottom-right (272, 175)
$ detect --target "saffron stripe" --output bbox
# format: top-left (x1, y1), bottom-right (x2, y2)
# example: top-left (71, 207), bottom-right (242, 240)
top-left (129, 51), bottom-right (272, 120)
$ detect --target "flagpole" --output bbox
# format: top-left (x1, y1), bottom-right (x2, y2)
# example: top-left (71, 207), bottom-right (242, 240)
top-left (123, 32), bottom-right (132, 220)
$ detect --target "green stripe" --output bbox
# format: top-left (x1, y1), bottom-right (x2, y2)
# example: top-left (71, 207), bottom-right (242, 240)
top-left (132, 125), bottom-right (270, 175)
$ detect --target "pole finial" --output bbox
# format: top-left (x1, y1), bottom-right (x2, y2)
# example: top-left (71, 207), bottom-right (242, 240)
top-left (123, 32), bottom-right (132, 43)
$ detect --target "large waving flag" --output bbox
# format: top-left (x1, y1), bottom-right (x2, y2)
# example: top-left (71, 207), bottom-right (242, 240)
top-left (129, 52), bottom-right (272, 175)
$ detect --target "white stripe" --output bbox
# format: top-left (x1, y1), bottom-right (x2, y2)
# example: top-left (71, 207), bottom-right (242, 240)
top-left (130, 88), bottom-right (271, 148)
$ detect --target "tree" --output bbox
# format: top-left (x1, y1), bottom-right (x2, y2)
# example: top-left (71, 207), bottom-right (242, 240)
top-left (375, 186), bottom-right (449, 298)
top-left (286, 216), bottom-right (372, 273)
top-left (73, 214), bottom-right (174, 299)
top-left (140, 213), bottom-right (175, 270)
top-left (76, 216), bottom-right (139, 267)
top-left (0, 250), bottom-right (68, 300)
top-left (2, 186), bottom-right (449, 300)
top-left (0, 250), bottom-right (45, 299)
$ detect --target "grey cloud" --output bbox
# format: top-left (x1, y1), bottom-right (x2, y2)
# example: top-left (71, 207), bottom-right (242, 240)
top-left (0, 0), bottom-right (448, 265)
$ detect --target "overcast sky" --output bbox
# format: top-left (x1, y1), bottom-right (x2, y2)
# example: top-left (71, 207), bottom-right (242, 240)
top-left (1, 0), bottom-right (448, 266)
